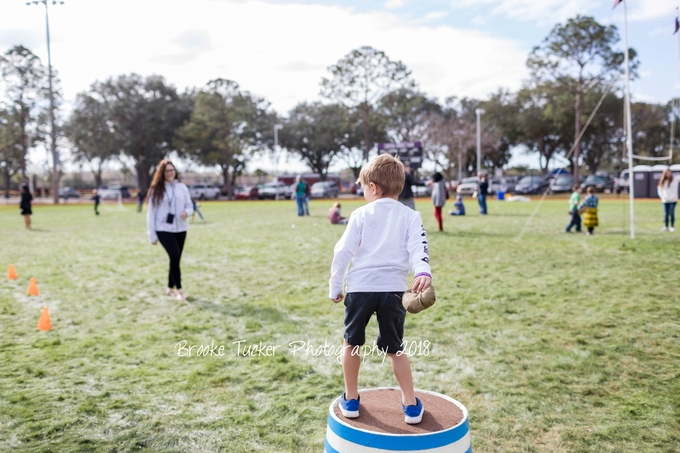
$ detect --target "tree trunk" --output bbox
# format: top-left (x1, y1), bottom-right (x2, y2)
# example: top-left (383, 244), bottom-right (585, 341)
top-left (221, 164), bottom-right (231, 199)
top-left (573, 77), bottom-right (583, 183)
top-left (135, 161), bottom-right (151, 193)
top-left (92, 163), bottom-right (103, 189)
top-left (362, 103), bottom-right (371, 163)
top-left (3, 168), bottom-right (10, 199)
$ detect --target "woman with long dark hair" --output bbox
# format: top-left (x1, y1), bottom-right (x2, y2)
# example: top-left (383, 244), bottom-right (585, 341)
top-left (20, 183), bottom-right (33, 229)
top-left (658, 168), bottom-right (679, 232)
top-left (146, 159), bottom-right (193, 301)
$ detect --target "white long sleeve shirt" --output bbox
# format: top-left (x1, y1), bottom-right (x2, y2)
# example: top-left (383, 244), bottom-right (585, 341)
top-left (146, 181), bottom-right (194, 243)
top-left (329, 198), bottom-right (432, 298)
top-left (657, 178), bottom-right (679, 203)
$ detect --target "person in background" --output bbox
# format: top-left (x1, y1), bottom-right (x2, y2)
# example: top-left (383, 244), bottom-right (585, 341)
top-left (564, 185), bottom-right (581, 233)
top-left (328, 202), bottom-right (348, 225)
top-left (92, 189), bottom-right (101, 216)
top-left (19, 183), bottom-right (33, 229)
top-left (430, 172), bottom-right (447, 232)
top-left (146, 159), bottom-right (193, 301)
top-left (137, 189), bottom-right (146, 213)
top-left (398, 165), bottom-right (427, 210)
top-left (578, 186), bottom-right (599, 236)
top-left (294, 176), bottom-right (307, 217)
top-left (191, 198), bottom-right (205, 222)
top-left (450, 195), bottom-right (466, 216)
top-left (657, 168), bottom-right (678, 232)
top-left (303, 178), bottom-right (311, 216)
top-left (477, 172), bottom-right (488, 215)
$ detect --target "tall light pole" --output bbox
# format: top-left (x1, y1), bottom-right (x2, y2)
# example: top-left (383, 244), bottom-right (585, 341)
top-left (27, 0), bottom-right (64, 204)
top-left (475, 108), bottom-right (485, 174)
top-left (273, 124), bottom-right (283, 200)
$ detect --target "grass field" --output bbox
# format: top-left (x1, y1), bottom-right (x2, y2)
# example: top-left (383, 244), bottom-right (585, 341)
top-left (1, 196), bottom-right (679, 453)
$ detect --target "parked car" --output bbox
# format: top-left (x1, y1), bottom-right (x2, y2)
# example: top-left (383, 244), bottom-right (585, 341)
top-left (234, 185), bottom-right (259, 200)
top-left (58, 187), bottom-right (80, 198)
top-left (514, 176), bottom-right (551, 194)
top-left (580, 175), bottom-right (615, 193)
top-left (258, 181), bottom-right (293, 199)
top-left (456, 177), bottom-right (479, 196)
top-left (189, 184), bottom-right (220, 200)
top-left (615, 169), bottom-right (629, 193)
top-left (490, 176), bottom-right (518, 194)
top-left (550, 175), bottom-right (577, 193)
top-left (310, 181), bottom-right (339, 198)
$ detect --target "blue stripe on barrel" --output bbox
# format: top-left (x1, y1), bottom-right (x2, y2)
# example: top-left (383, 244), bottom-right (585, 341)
top-left (324, 388), bottom-right (471, 453)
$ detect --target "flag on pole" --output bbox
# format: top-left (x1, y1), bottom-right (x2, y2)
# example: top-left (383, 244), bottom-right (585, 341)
top-left (613, 0), bottom-right (623, 9)
top-left (675, 16), bottom-right (680, 35)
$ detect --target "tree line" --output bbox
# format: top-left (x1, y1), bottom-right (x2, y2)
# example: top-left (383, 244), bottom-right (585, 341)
top-left (1, 15), bottom-right (677, 199)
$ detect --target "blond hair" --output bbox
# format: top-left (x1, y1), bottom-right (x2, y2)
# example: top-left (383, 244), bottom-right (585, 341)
top-left (356, 154), bottom-right (405, 197)
top-left (332, 202), bottom-right (341, 209)
top-left (587, 186), bottom-right (596, 195)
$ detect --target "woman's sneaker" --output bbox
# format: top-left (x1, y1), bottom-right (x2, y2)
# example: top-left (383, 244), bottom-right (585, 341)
top-left (339, 393), bottom-right (360, 418)
top-left (403, 397), bottom-right (424, 424)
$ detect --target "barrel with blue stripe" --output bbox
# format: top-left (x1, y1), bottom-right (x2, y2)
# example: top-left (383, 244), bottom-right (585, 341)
top-left (325, 388), bottom-right (471, 453)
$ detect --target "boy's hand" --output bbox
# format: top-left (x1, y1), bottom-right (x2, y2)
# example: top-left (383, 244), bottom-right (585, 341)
top-left (331, 294), bottom-right (344, 303)
top-left (411, 276), bottom-right (432, 293)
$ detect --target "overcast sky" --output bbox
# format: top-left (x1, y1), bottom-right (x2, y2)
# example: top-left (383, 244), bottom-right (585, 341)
top-left (2, 0), bottom-right (679, 174)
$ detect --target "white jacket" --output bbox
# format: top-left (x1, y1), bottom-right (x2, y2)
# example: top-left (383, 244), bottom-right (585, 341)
top-left (329, 198), bottom-right (432, 298)
top-left (657, 178), bottom-right (680, 203)
top-left (146, 181), bottom-right (194, 243)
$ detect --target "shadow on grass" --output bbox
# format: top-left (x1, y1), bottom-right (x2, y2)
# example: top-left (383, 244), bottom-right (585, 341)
top-left (189, 297), bottom-right (289, 323)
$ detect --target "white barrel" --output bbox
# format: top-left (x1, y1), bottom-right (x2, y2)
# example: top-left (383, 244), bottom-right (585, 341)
top-left (324, 388), bottom-right (471, 453)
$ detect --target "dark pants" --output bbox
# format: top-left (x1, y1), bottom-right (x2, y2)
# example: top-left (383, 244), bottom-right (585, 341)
top-left (565, 209), bottom-right (581, 232)
top-left (156, 231), bottom-right (187, 289)
top-left (94, 202), bottom-right (99, 215)
top-left (663, 202), bottom-right (676, 228)
top-left (478, 194), bottom-right (487, 215)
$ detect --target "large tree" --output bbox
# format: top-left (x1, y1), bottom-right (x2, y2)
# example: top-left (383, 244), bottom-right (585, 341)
top-left (0, 106), bottom-right (23, 198)
top-left (321, 46), bottom-right (414, 163)
top-left (527, 15), bottom-right (637, 182)
top-left (513, 81), bottom-right (572, 173)
top-left (82, 74), bottom-right (192, 191)
top-left (64, 92), bottom-right (121, 188)
top-left (280, 102), bottom-right (353, 180)
top-left (175, 79), bottom-right (272, 197)
top-left (378, 88), bottom-right (440, 143)
top-left (0, 46), bottom-right (48, 183)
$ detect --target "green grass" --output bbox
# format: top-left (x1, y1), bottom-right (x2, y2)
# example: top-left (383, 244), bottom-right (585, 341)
top-left (1, 196), bottom-right (679, 452)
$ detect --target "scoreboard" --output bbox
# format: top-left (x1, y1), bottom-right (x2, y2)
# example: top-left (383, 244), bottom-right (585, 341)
top-left (377, 142), bottom-right (424, 170)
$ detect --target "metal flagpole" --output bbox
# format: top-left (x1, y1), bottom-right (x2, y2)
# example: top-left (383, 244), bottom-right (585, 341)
top-left (674, 8), bottom-right (680, 162)
top-left (623, 0), bottom-right (635, 239)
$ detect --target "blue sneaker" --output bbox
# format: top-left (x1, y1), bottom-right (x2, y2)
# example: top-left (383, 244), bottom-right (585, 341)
top-left (403, 397), bottom-right (424, 424)
top-left (339, 393), bottom-right (360, 418)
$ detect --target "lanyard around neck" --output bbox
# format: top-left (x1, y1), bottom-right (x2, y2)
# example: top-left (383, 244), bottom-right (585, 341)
top-left (167, 183), bottom-right (176, 209)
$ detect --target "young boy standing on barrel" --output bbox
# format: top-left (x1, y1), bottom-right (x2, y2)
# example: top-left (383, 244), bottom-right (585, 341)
top-left (329, 154), bottom-right (432, 425)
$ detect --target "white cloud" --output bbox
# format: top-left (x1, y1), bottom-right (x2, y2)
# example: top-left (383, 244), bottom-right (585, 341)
top-left (1, 0), bottom-right (528, 116)
top-left (422, 11), bottom-right (450, 22)
top-left (450, 0), bottom-right (603, 25)
top-left (384, 0), bottom-right (407, 9)
top-left (627, 0), bottom-right (678, 22)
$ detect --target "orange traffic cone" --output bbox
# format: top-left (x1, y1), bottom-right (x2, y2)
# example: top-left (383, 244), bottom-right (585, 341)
top-left (27, 278), bottom-right (40, 296)
top-left (8, 264), bottom-right (18, 280)
top-left (37, 306), bottom-right (52, 331)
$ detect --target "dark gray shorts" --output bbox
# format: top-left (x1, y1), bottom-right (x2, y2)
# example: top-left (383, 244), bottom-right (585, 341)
top-left (344, 292), bottom-right (406, 353)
